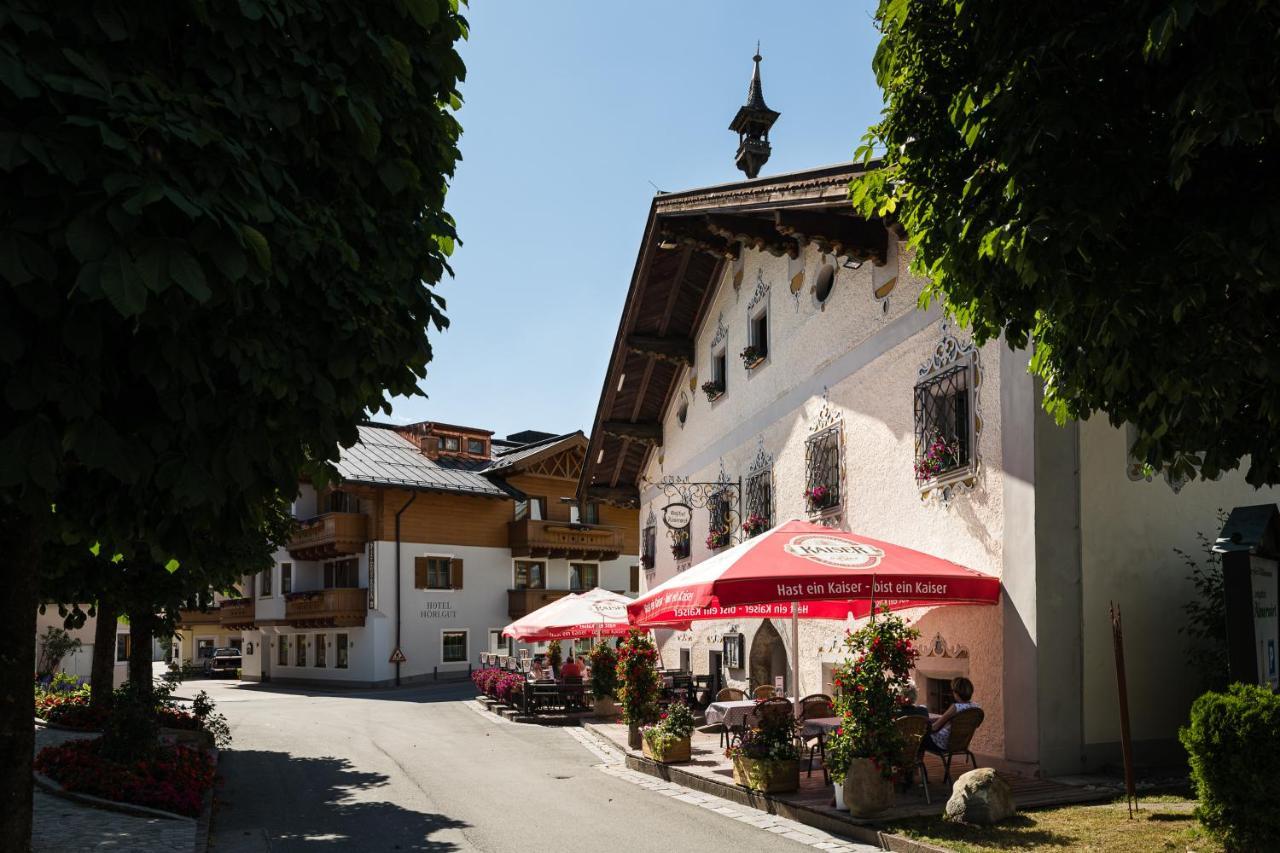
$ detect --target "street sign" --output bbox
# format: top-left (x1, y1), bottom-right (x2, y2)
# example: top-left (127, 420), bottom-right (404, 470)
top-left (663, 502), bottom-right (692, 530)
top-left (389, 647), bottom-right (407, 664)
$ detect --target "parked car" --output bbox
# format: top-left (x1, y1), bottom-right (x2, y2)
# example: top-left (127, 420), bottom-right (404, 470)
top-left (202, 647), bottom-right (242, 677)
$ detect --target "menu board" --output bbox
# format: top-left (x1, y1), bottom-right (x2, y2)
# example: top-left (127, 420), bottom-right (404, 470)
top-left (1253, 558), bottom-right (1279, 689)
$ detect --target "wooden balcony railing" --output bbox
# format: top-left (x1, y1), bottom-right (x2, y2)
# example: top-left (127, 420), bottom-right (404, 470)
top-left (284, 587), bottom-right (368, 628)
top-left (219, 598), bottom-right (255, 629)
top-left (177, 607), bottom-right (221, 627)
top-left (507, 588), bottom-right (575, 620)
top-left (287, 512), bottom-right (369, 560)
top-left (509, 519), bottom-right (625, 560)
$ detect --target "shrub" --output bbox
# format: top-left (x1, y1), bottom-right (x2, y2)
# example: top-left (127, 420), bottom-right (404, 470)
top-left (547, 640), bottom-right (563, 672)
top-left (588, 642), bottom-right (618, 700)
top-left (35, 739), bottom-right (215, 817)
top-left (641, 701), bottom-right (696, 753)
top-left (727, 702), bottom-right (800, 762)
top-left (823, 608), bottom-right (920, 783)
top-left (495, 673), bottom-right (524, 705)
top-left (36, 627), bottom-right (82, 677)
top-left (615, 630), bottom-right (660, 727)
top-left (1180, 683), bottom-right (1280, 850)
top-left (190, 690), bottom-right (232, 748)
top-left (1177, 516), bottom-right (1230, 692)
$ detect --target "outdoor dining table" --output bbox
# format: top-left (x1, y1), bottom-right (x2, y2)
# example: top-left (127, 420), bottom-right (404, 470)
top-left (704, 698), bottom-right (799, 729)
top-left (801, 715), bottom-right (841, 739)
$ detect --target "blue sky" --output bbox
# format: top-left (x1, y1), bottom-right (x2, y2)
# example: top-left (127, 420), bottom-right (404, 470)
top-left (387, 1), bottom-right (885, 439)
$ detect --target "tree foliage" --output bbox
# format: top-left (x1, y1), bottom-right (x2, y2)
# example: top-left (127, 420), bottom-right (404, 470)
top-left (854, 0), bottom-right (1280, 485)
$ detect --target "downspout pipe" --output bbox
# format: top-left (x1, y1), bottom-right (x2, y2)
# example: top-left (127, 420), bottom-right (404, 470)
top-left (394, 491), bottom-right (418, 687)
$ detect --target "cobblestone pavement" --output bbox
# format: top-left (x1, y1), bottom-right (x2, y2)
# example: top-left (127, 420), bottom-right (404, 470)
top-left (564, 727), bottom-right (881, 853)
top-left (31, 726), bottom-right (197, 853)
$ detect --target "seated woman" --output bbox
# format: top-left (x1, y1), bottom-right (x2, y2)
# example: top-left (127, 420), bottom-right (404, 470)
top-left (898, 685), bottom-right (930, 718)
top-left (559, 654), bottom-right (583, 680)
top-left (528, 657), bottom-right (547, 681)
top-left (920, 677), bottom-right (979, 754)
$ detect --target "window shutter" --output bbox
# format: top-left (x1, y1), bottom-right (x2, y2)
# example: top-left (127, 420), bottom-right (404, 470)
top-left (629, 565), bottom-right (639, 593)
top-left (414, 556), bottom-right (428, 589)
top-left (450, 558), bottom-right (464, 590)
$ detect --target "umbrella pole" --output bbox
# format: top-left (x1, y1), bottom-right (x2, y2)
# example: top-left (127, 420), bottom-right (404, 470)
top-left (791, 601), bottom-right (800, 706)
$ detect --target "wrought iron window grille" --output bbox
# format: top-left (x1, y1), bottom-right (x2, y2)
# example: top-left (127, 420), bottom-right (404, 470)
top-left (913, 364), bottom-right (971, 480)
top-left (804, 426), bottom-right (841, 512)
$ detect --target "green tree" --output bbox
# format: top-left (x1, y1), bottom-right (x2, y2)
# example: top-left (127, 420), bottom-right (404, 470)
top-left (0, 2), bottom-right (466, 848)
top-left (854, 0), bottom-right (1280, 485)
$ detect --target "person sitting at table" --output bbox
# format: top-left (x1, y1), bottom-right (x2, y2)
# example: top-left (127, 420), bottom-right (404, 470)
top-left (559, 654), bottom-right (583, 680)
top-left (920, 677), bottom-right (979, 754)
top-left (898, 685), bottom-right (930, 718)
top-left (528, 657), bottom-right (547, 681)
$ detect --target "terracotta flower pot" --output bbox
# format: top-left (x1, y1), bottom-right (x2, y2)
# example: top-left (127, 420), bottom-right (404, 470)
top-left (732, 757), bottom-right (800, 793)
top-left (593, 696), bottom-right (620, 718)
top-left (642, 735), bottom-right (691, 764)
top-left (843, 757), bottom-right (895, 817)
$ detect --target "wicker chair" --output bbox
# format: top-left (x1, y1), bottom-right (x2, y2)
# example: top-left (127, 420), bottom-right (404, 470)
top-left (700, 687), bottom-right (747, 748)
top-left (893, 715), bottom-right (931, 803)
top-left (932, 707), bottom-right (984, 784)
top-left (716, 687), bottom-right (746, 702)
top-left (752, 684), bottom-right (777, 700)
top-left (798, 694), bottom-right (836, 780)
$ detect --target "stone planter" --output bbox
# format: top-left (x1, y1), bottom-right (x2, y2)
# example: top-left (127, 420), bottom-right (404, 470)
top-left (593, 696), bottom-right (620, 718)
top-left (161, 727), bottom-right (214, 750)
top-left (642, 735), bottom-right (691, 764)
top-left (843, 757), bottom-right (894, 817)
top-left (732, 757), bottom-right (800, 793)
top-left (627, 722), bottom-right (643, 750)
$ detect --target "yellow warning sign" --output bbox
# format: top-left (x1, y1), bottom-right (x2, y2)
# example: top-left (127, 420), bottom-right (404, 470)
top-left (389, 647), bottom-right (407, 664)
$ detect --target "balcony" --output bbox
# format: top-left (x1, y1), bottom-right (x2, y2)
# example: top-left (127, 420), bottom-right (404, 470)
top-left (508, 519), bottom-right (625, 560)
top-left (219, 598), bottom-right (255, 630)
top-left (287, 512), bottom-right (368, 561)
top-left (285, 588), bottom-right (368, 628)
top-left (507, 588), bottom-right (575, 620)
top-left (177, 606), bottom-right (221, 628)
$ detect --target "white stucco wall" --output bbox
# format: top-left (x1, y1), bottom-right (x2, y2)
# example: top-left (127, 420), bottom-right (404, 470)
top-left (640, 239), bottom-right (1014, 759)
top-left (1077, 418), bottom-right (1280, 751)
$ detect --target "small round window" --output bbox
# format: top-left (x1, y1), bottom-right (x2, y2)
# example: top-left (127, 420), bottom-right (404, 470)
top-left (676, 394), bottom-right (689, 427)
top-left (814, 264), bottom-right (836, 304)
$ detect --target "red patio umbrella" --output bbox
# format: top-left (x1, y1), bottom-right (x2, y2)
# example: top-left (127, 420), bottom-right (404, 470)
top-left (627, 519), bottom-right (1000, 698)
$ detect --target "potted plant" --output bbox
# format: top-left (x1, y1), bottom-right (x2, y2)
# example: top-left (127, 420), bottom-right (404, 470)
top-left (641, 701), bottom-right (695, 763)
top-left (804, 484), bottom-right (831, 511)
top-left (727, 704), bottom-right (801, 793)
top-left (701, 380), bottom-right (724, 402)
top-left (824, 608), bottom-right (920, 816)
top-left (705, 526), bottom-right (731, 550)
top-left (615, 629), bottom-right (660, 750)
top-left (741, 512), bottom-right (767, 537)
top-left (740, 344), bottom-right (765, 369)
top-left (547, 640), bottom-right (563, 677)
top-left (589, 641), bottom-right (620, 717)
top-left (914, 431), bottom-right (962, 483)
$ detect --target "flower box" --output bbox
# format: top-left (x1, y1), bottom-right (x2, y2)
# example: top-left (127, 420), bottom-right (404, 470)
top-left (593, 696), bottom-right (620, 718)
top-left (732, 756), bottom-right (800, 793)
top-left (701, 381), bottom-right (725, 402)
top-left (642, 735), bottom-right (691, 764)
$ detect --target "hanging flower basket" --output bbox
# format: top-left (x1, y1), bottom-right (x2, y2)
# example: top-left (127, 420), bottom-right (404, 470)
top-left (701, 380), bottom-right (724, 402)
top-left (740, 345), bottom-right (765, 370)
top-left (741, 512), bottom-right (767, 537)
top-left (705, 526), bottom-right (731, 550)
top-left (804, 484), bottom-right (832, 511)
top-left (915, 432), bottom-right (962, 483)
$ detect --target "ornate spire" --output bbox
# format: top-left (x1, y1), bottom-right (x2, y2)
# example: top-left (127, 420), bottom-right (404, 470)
top-left (729, 44), bottom-right (780, 179)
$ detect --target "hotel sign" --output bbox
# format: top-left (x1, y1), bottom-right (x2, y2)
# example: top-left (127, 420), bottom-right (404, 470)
top-left (663, 503), bottom-right (692, 531)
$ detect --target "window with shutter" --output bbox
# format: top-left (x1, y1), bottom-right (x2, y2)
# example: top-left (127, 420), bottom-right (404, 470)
top-left (629, 565), bottom-right (639, 593)
top-left (450, 558), bottom-right (464, 590)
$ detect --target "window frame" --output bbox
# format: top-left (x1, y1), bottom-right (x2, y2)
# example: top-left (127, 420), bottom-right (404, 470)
top-left (440, 435), bottom-right (461, 452)
top-left (295, 635), bottom-right (307, 667)
top-left (913, 359), bottom-right (978, 492)
top-left (804, 424), bottom-right (843, 514)
top-left (278, 636), bottom-right (289, 667)
top-left (569, 562), bottom-right (599, 591)
top-left (744, 467), bottom-right (773, 535)
top-left (415, 555), bottom-right (453, 590)
top-left (281, 562), bottom-right (292, 595)
top-left (335, 633), bottom-right (349, 669)
top-left (324, 557), bottom-right (359, 589)
top-left (441, 629), bottom-right (468, 664)
top-left (513, 560), bottom-right (547, 590)
top-left (259, 566), bottom-right (273, 598)
top-left (314, 633), bottom-right (327, 668)
top-left (642, 521), bottom-right (657, 570)
top-left (466, 437), bottom-right (486, 455)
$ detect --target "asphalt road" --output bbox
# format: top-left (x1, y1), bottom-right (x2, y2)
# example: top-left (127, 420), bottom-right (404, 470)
top-left (200, 678), bottom-right (816, 853)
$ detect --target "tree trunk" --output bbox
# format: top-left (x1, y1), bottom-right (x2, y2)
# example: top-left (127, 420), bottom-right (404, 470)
top-left (127, 607), bottom-right (154, 698)
top-left (90, 597), bottom-right (118, 709)
top-left (0, 507), bottom-right (40, 852)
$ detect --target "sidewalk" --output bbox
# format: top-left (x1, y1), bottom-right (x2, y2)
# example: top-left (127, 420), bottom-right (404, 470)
top-left (32, 727), bottom-right (197, 853)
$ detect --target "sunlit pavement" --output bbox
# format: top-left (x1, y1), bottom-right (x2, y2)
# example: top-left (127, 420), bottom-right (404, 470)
top-left (198, 677), bottom-right (830, 853)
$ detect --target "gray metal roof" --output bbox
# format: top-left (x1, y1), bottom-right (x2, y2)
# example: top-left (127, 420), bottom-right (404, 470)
top-left (337, 425), bottom-right (519, 499)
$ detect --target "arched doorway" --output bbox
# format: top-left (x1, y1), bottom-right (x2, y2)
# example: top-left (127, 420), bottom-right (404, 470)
top-left (749, 619), bottom-right (788, 693)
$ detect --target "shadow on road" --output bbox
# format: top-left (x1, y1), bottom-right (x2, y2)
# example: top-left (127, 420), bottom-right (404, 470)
top-left (214, 751), bottom-right (469, 851)
top-left (206, 680), bottom-right (474, 704)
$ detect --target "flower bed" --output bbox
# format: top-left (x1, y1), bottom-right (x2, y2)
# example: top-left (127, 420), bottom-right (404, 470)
top-left (156, 706), bottom-right (202, 731)
top-left (35, 738), bottom-right (215, 817)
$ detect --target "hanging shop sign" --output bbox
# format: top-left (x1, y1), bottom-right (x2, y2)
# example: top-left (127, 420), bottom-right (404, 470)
top-left (663, 503), bottom-right (692, 530)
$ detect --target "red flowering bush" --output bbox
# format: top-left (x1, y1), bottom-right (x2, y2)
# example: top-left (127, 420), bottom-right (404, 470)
top-left (35, 738), bottom-right (215, 817)
top-left (823, 608), bottom-right (920, 783)
top-left (495, 672), bottom-right (524, 704)
top-left (44, 700), bottom-right (110, 732)
top-left (156, 707), bottom-right (202, 731)
top-left (615, 629), bottom-right (660, 726)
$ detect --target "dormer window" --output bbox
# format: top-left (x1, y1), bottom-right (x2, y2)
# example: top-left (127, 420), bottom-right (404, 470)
top-left (441, 435), bottom-right (460, 452)
top-left (466, 437), bottom-right (486, 455)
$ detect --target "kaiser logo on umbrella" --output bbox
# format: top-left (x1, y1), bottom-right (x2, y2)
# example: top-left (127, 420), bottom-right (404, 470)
top-left (590, 600), bottom-right (626, 619)
top-left (784, 534), bottom-right (884, 569)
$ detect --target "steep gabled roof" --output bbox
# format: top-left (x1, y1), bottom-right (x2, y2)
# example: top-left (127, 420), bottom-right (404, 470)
top-left (577, 162), bottom-right (888, 507)
top-left (336, 425), bottom-right (520, 499)
top-left (485, 432), bottom-right (586, 475)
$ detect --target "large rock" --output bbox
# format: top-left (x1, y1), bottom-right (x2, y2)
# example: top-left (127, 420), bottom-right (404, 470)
top-left (944, 768), bottom-right (1016, 825)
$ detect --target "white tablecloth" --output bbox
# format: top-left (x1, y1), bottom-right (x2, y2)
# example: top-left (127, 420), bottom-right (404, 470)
top-left (801, 716), bottom-right (841, 739)
top-left (705, 698), bottom-right (797, 728)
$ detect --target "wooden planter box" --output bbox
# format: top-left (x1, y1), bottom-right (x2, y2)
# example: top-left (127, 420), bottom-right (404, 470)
top-left (642, 735), bottom-right (691, 764)
top-left (593, 696), bottom-right (620, 718)
top-left (742, 356), bottom-right (765, 370)
top-left (732, 756), bottom-right (800, 793)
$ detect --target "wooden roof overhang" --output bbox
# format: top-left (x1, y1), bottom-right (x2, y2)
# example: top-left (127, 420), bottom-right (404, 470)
top-left (578, 163), bottom-right (887, 508)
